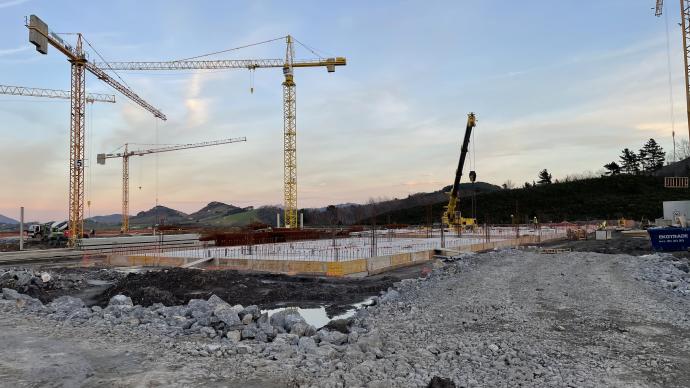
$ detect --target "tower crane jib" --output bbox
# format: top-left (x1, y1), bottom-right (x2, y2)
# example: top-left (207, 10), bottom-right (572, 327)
top-left (97, 137), bottom-right (247, 232)
top-left (93, 36), bottom-right (346, 228)
top-left (27, 14), bottom-right (165, 247)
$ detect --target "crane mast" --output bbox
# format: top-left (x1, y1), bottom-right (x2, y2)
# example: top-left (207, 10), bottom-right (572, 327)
top-left (442, 113), bottom-right (477, 229)
top-left (654, 1), bottom-right (690, 142)
top-left (27, 15), bottom-right (166, 247)
top-left (98, 137), bottom-right (247, 232)
top-left (93, 35), bottom-right (346, 228)
top-left (283, 35), bottom-right (298, 228)
top-left (681, 0), bottom-right (690, 142)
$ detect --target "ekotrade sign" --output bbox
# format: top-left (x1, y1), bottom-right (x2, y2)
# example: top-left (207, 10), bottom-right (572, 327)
top-left (648, 227), bottom-right (690, 252)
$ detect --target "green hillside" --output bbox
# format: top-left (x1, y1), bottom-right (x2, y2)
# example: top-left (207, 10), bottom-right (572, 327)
top-left (373, 175), bottom-right (690, 225)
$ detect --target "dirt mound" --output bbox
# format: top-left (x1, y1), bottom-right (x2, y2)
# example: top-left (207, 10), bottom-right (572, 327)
top-left (96, 268), bottom-right (403, 312)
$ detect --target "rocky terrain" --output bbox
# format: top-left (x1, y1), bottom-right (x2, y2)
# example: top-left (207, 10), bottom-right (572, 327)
top-left (1, 249), bottom-right (689, 387)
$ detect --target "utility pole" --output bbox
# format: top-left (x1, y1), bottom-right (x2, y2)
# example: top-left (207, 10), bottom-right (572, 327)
top-left (19, 207), bottom-right (24, 251)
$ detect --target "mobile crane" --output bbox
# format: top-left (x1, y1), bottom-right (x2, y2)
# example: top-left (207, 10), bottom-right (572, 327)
top-left (442, 113), bottom-right (478, 229)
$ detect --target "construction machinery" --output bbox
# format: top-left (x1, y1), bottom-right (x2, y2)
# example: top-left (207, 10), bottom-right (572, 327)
top-left (97, 137), bottom-right (247, 232)
top-left (92, 35), bottom-right (346, 228)
top-left (0, 84), bottom-right (115, 103)
top-left (26, 14), bottom-right (166, 247)
top-left (442, 113), bottom-right (478, 229)
top-left (654, 1), bottom-right (690, 141)
top-left (28, 221), bottom-right (69, 247)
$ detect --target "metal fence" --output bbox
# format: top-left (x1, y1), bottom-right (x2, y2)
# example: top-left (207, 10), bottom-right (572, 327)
top-left (104, 225), bottom-right (579, 263)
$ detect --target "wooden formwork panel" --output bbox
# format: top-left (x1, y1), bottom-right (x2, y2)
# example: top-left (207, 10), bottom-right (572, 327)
top-left (367, 255), bottom-right (392, 272)
top-left (338, 259), bottom-right (367, 275)
top-left (391, 253), bottom-right (412, 266)
top-left (114, 255), bottom-right (187, 267)
top-left (411, 250), bottom-right (431, 262)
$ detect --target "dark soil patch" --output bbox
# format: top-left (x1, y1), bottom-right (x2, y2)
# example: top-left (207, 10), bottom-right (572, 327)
top-left (539, 230), bottom-right (689, 257)
top-left (0, 267), bottom-right (124, 304)
top-left (96, 268), bottom-right (409, 314)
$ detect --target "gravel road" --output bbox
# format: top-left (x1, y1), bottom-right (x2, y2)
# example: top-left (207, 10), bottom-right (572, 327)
top-left (1, 250), bottom-right (689, 387)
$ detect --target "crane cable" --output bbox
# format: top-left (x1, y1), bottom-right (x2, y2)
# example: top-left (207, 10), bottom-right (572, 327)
top-left (82, 36), bottom-right (132, 91)
top-left (87, 101), bottom-right (93, 219)
top-left (155, 118), bottom-right (159, 219)
top-left (174, 36), bottom-right (286, 62)
top-left (665, 3), bottom-right (677, 161)
top-left (471, 128), bottom-right (477, 219)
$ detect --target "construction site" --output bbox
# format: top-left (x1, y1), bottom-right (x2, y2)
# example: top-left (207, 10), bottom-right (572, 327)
top-left (2, 2), bottom-right (690, 387)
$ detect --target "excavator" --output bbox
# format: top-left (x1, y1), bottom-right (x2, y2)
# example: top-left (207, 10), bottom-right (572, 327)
top-left (442, 112), bottom-right (478, 229)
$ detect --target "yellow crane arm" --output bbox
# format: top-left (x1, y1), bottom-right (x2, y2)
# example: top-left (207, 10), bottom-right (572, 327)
top-left (92, 57), bottom-right (346, 71)
top-left (27, 15), bottom-right (166, 120)
top-left (90, 35), bottom-right (345, 229)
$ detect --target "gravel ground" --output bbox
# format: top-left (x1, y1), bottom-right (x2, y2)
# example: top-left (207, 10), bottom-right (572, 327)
top-left (1, 249), bottom-right (689, 387)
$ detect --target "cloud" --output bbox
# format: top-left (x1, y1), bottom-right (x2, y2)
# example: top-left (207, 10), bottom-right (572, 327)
top-left (184, 71), bottom-right (214, 127)
top-left (0, 0), bottom-right (29, 9)
top-left (0, 46), bottom-right (28, 56)
top-left (184, 97), bottom-right (210, 127)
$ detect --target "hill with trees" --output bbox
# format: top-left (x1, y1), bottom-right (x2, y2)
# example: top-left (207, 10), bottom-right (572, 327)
top-left (372, 175), bottom-right (690, 225)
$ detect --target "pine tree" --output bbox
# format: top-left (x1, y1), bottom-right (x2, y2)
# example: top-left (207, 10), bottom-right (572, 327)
top-left (537, 169), bottom-right (552, 184)
top-left (639, 138), bottom-right (665, 172)
top-left (619, 148), bottom-right (640, 174)
top-left (603, 161), bottom-right (621, 176)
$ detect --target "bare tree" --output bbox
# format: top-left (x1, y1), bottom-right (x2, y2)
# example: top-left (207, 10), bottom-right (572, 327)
top-left (502, 180), bottom-right (515, 189)
top-left (676, 138), bottom-right (690, 161)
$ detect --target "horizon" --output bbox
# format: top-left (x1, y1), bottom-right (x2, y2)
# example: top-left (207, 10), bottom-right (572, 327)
top-left (0, 1), bottom-right (685, 222)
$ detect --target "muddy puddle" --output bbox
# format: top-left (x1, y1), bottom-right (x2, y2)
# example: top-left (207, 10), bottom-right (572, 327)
top-left (263, 298), bottom-right (374, 328)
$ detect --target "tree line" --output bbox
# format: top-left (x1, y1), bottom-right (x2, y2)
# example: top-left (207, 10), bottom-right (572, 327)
top-left (603, 138), bottom-right (665, 175)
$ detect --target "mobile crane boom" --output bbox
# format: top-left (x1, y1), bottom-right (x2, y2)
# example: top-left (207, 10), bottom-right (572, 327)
top-left (442, 113), bottom-right (477, 228)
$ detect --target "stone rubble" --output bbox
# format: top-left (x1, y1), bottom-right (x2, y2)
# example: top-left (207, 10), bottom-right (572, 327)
top-left (1, 249), bottom-right (689, 387)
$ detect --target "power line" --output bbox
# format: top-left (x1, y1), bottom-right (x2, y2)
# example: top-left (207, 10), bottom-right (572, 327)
top-left (82, 35), bottom-right (132, 91)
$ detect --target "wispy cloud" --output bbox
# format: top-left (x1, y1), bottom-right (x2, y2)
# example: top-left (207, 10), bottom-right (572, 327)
top-left (0, 46), bottom-right (28, 56)
top-left (0, 0), bottom-right (29, 9)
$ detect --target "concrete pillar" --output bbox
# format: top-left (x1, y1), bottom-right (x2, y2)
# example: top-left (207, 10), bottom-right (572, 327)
top-left (300, 213), bottom-right (304, 229)
top-left (277, 213), bottom-right (281, 228)
top-left (19, 207), bottom-right (24, 251)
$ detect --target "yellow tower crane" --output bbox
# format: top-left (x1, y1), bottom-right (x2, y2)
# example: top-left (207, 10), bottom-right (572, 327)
top-left (93, 35), bottom-right (346, 228)
top-left (97, 137), bottom-right (247, 232)
top-left (654, 1), bottom-right (690, 141)
top-left (26, 15), bottom-right (165, 247)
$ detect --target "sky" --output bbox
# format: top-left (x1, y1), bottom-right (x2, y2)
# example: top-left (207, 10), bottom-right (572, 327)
top-left (0, 0), bottom-right (686, 221)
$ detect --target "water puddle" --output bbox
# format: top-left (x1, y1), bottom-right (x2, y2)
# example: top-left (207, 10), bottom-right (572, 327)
top-left (85, 279), bottom-right (113, 286)
top-left (262, 298), bottom-right (373, 328)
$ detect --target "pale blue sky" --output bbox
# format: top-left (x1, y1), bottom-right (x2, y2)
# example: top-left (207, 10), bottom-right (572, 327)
top-left (0, 0), bottom-right (684, 221)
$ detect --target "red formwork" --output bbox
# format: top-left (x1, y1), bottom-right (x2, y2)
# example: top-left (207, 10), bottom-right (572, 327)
top-left (201, 227), bottom-right (361, 247)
